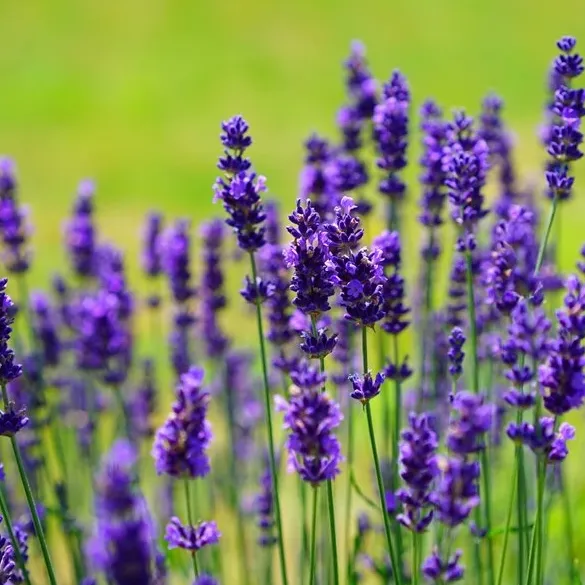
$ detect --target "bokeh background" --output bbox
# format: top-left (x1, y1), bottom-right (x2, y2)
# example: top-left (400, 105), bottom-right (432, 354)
top-left (2, 1), bottom-right (585, 578)
top-left (2, 0), bottom-right (585, 285)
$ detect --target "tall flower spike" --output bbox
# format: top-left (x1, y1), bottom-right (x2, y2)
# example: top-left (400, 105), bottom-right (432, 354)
top-left (373, 72), bottom-right (410, 207)
top-left (30, 292), bottom-right (61, 367)
top-left (544, 37), bottom-right (584, 203)
top-left (0, 278), bottom-right (22, 386)
top-left (539, 274), bottom-right (585, 414)
top-left (165, 518), bottom-right (221, 552)
top-left (214, 116), bottom-right (267, 252)
top-left (343, 41), bottom-right (378, 120)
top-left (396, 413), bottom-right (438, 532)
top-left (299, 134), bottom-right (335, 218)
top-left (64, 179), bottom-right (97, 278)
top-left (89, 440), bottom-right (162, 585)
top-left (200, 219), bottom-right (229, 359)
top-left (285, 199), bottom-right (336, 317)
top-left (443, 112), bottom-right (490, 240)
top-left (277, 364), bottom-right (343, 485)
top-left (152, 366), bottom-right (212, 478)
top-left (418, 100), bottom-right (449, 260)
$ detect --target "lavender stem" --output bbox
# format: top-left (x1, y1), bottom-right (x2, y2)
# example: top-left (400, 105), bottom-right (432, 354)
top-left (183, 479), bottom-right (200, 578)
top-left (249, 252), bottom-right (289, 585)
top-left (309, 487), bottom-right (319, 585)
top-left (2, 383), bottom-right (58, 585)
top-left (0, 485), bottom-right (31, 585)
top-left (361, 327), bottom-right (403, 585)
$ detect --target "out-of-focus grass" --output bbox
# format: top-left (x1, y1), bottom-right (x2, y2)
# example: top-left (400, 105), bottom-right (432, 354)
top-left (1, 0), bottom-right (584, 283)
top-left (2, 1), bottom-right (585, 582)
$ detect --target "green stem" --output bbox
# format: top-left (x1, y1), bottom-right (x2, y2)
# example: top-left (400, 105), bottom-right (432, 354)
top-left (249, 253), bottom-right (289, 585)
top-left (412, 532), bottom-right (420, 585)
top-left (183, 479), bottom-right (200, 578)
top-left (345, 392), bottom-right (355, 585)
top-left (224, 366), bottom-right (250, 585)
top-left (379, 333), bottom-right (390, 456)
top-left (391, 333), bottom-right (404, 571)
top-left (561, 467), bottom-right (577, 584)
top-left (524, 458), bottom-right (546, 585)
top-left (309, 487), bottom-right (319, 585)
top-left (517, 443), bottom-right (527, 583)
top-left (0, 486), bottom-right (32, 585)
top-left (362, 328), bottom-right (403, 585)
top-left (10, 440), bottom-right (58, 584)
top-left (310, 315), bottom-right (339, 585)
top-left (534, 195), bottom-right (558, 276)
top-left (300, 480), bottom-right (309, 585)
top-left (464, 248), bottom-right (487, 585)
top-left (496, 460), bottom-right (518, 585)
top-left (326, 480), bottom-right (340, 585)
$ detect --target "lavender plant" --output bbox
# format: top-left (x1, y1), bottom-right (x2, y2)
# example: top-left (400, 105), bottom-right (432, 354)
top-left (0, 33), bottom-right (582, 585)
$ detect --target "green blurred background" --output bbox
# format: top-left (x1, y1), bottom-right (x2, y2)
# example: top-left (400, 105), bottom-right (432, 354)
top-left (1, 0), bottom-right (585, 285)
top-left (3, 1), bottom-right (585, 580)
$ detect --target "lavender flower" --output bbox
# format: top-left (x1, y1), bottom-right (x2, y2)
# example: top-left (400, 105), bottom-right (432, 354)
top-left (419, 101), bottom-right (449, 260)
top-left (299, 134), bottom-right (335, 218)
top-left (152, 366), bottom-right (212, 478)
top-left (430, 456), bottom-right (480, 527)
top-left (396, 413), bottom-right (438, 532)
top-left (443, 112), bottom-right (490, 239)
top-left (200, 219), bottom-right (229, 358)
top-left (507, 418), bottom-right (575, 463)
top-left (141, 211), bottom-right (164, 278)
top-left (64, 179), bottom-right (97, 278)
top-left (423, 548), bottom-right (464, 583)
top-left (285, 199), bottom-right (336, 316)
top-left (544, 38), bottom-right (584, 202)
top-left (0, 538), bottom-right (16, 583)
top-left (448, 327), bottom-right (465, 379)
top-left (89, 440), bottom-right (161, 585)
top-left (343, 41), bottom-right (378, 119)
top-left (30, 292), bottom-right (60, 367)
top-left (193, 576), bottom-right (219, 585)
top-left (349, 371), bottom-right (384, 405)
top-left (0, 279), bottom-right (22, 385)
top-left (166, 517), bottom-right (221, 552)
top-left (325, 198), bottom-right (386, 327)
top-left (373, 73), bottom-right (410, 204)
top-left (539, 275), bottom-right (585, 414)
top-left (162, 219), bottom-right (195, 305)
top-left (214, 116), bottom-right (267, 252)
top-left (277, 367), bottom-right (343, 485)
top-left (446, 392), bottom-right (493, 455)
top-left (373, 230), bottom-right (410, 335)
top-left (254, 455), bottom-right (276, 547)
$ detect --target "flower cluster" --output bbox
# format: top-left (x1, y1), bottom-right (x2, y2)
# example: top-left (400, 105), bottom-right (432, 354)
top-left (277, 363), bottom-right (343, 485)
top-left (214, 116), bottom-right (266, 252)
top-left (152, 366), bottom-right (212, 478)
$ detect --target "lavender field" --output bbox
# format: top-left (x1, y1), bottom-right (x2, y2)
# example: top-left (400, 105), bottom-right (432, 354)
top-left (1, 3), bottom-right (585, 585)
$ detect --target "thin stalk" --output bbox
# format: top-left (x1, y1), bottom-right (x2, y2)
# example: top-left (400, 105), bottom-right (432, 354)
top-left (249, 253), bottom-right (289, 585)
top-left (0, 486), bottom-right (32, 585)
top-left (183, 479), bottom-right (200, 578)
top-left (8, 439), bottom-right (58, 584)
top-left (224, 367), bottom-right (250, 585)
top-left (516, 444), bottom-right (527, 583)
top-left (309, 487), bottom-right (319, 585)
top-left (534, 195), bottom-right (558, 275)
top-left (418, 228), bottom-right (436, 408)
top-left (344, 393), bottom-right (355, 585)
top-left (310, 315), bottom-right (339, 585)
top-left (524, 458), bottom-right (546, 585)
top-left (560, 467), bottom-right (577, 584)
top-left (464, 249), bottom-right (487, 585)
top-left (362, 328), bottom-right (403, 585)
top-left (379, 333), bottom-right (390, 456)
top-left (300, 480), bottom-right (309, 585)
top-left (391, 334), bottom-right (404, 570)
top-left (496, 461), bottom-right (518, 585)
top-left (412, 532), bottom-right (420, 585)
